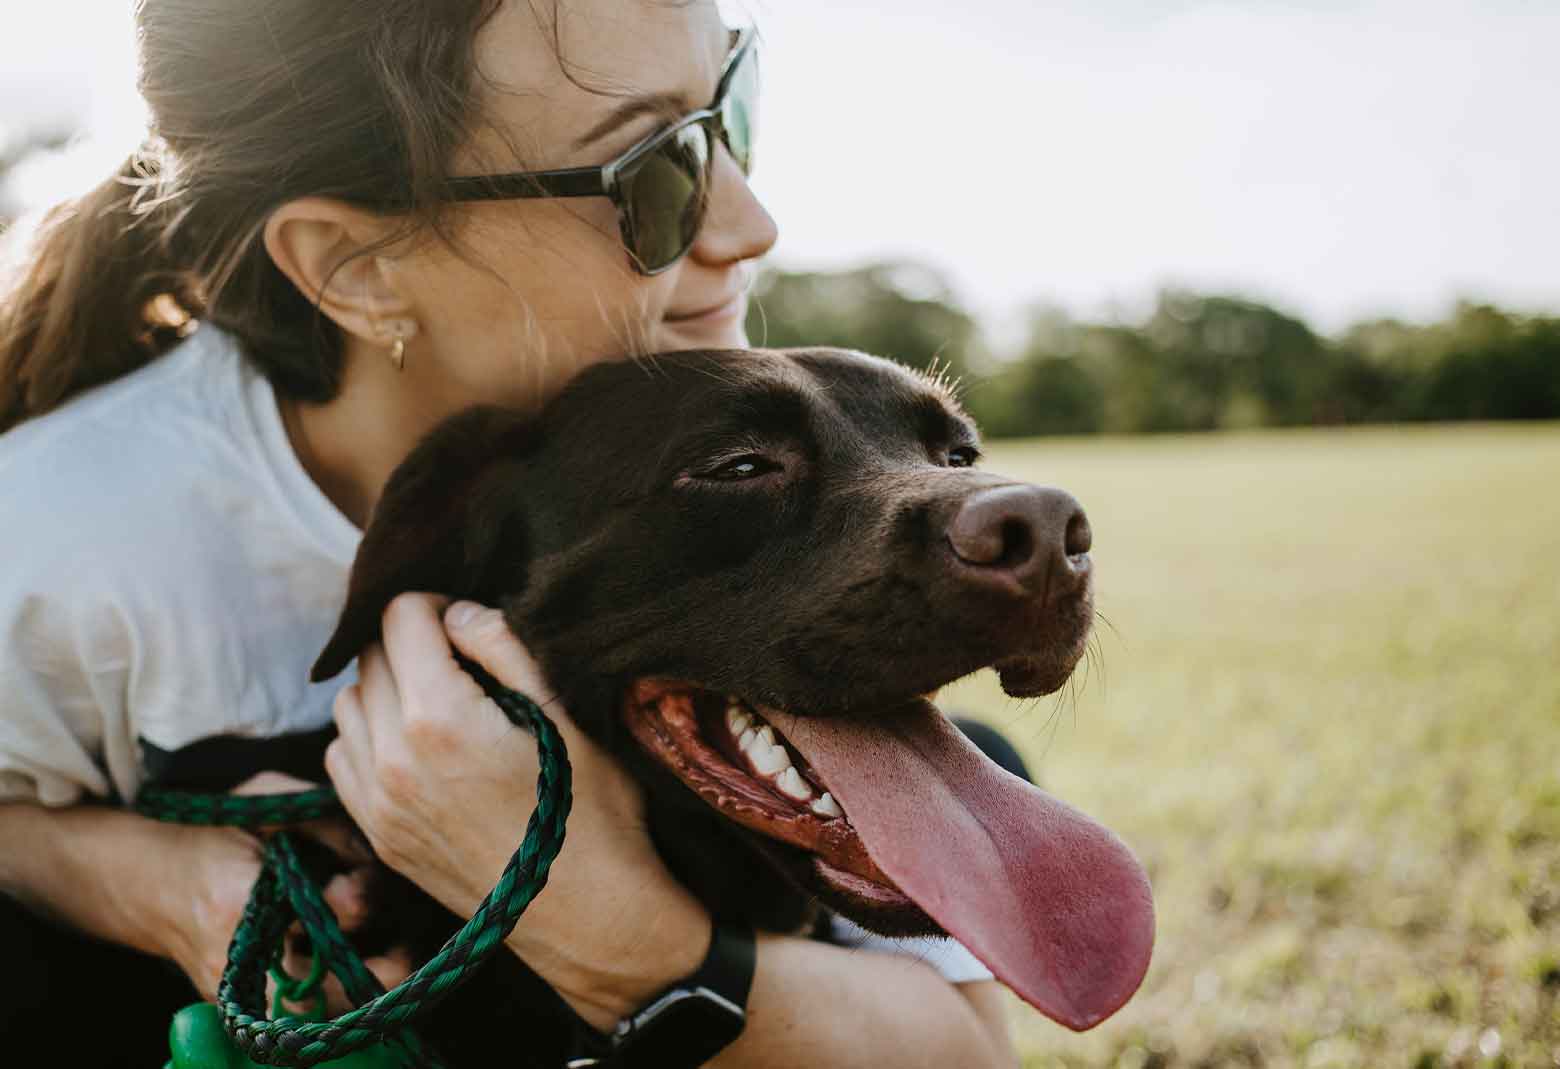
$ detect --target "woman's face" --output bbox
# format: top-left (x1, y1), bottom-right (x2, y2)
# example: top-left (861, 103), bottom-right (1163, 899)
top-left (392, 0), bottom-right (777, 412)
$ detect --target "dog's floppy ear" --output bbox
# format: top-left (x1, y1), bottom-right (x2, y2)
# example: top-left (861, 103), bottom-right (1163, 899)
top-left (311, 405), bottom-right (535, 682)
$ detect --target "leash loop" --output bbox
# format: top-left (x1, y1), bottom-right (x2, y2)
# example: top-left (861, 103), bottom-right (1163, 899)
top-left (138, 654), bottom-right (571, 1067)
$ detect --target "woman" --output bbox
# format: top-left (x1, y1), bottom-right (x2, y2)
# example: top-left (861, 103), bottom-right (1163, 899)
top-left (0, 1), bottom-right (1018, 1065)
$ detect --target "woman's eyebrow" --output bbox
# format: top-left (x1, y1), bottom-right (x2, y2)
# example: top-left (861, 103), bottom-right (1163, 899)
top-left (573, 29), bottom-right (737, 154)
top-left (573, 92), bottom-right (692, 152)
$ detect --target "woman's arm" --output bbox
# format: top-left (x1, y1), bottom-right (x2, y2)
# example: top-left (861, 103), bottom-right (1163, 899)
top-left (715, 941), bottom-right (1017, 1069)
top-left (0, 790), bottom-right (403, 1008)
top-left (331, 595), bottom-right (1018, 1069)
top-left (0, 801), bottom-right (263, 997)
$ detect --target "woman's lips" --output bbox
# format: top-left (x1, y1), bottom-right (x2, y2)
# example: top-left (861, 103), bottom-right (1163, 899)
top-left (664, 293), bottom-right (745, 325)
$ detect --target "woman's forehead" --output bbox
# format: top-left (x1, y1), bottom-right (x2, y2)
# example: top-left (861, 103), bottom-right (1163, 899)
top-left (469, 0), bottom-right (731, 171)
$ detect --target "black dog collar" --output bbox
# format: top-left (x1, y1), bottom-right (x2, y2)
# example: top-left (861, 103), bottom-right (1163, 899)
top-left (566, 917), bottom-right (755, 1068)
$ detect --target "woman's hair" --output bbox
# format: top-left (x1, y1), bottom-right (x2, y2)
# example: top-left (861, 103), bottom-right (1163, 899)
top-left (0, 0), bottom-right (505, 433)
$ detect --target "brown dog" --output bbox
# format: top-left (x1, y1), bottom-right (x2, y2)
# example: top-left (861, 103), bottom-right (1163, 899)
top-left (313, 347), bottom-right (1153, 1045)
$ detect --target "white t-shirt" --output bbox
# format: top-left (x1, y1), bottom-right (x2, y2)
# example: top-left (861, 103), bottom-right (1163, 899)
top-left (0, 324), bottom-right (991, 982)
top-left (0, 324), bottom-right (358, 805)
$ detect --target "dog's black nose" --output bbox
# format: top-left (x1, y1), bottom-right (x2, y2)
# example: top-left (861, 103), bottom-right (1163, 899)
top-left (946, 486), bottom-right (1091, 600)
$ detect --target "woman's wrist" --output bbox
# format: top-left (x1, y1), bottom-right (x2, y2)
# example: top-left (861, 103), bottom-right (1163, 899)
top-left (503, 866), bottom-right (712, 1031)
top-left (0, 803), bottom-right (238, 966)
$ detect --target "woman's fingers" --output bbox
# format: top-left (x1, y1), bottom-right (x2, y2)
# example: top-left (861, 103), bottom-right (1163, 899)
top-left (439, 600), bottom-right (600, 752)
top-left (353, 643), bottom-right (397, 745)
top-left (275, 931), bottom-right (413, 1015)
top-left (365, 949), bottom-right (415, 995)
top-left (441, 601), bottom-right (555, 704)
top-left (308, 950), bottom-right (413, 1015)
top-left (372, 592), bottom-right (556, 743)
top-left (231, 769), bottom-right (317, 797)
top-left (439, 599), bottom-right (651, 829)
top-left (328, 678), bottom-right (370, 791)
top-left (276, 875), bottom-right (414, 1017)
top-left (292, 822), bottom-right (374, 869)
top-left (375, 593), bottom-right (510, 761)
top-left (320, 868), bottom-right (373, 931)
top-left (378, 593), bottom-right (475, 711)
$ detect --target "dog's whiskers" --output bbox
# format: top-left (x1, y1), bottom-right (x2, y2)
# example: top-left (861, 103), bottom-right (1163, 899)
top-left (1086, 631), bottom-right (1108, 701)
top-left (1093, 609), bottom-right (1122, 642)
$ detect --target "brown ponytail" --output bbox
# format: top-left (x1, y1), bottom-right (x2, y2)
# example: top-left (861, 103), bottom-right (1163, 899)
top-left (0, 0), bottom-right (507, 435)
top-left (0, 148), bottom-right (200, 432)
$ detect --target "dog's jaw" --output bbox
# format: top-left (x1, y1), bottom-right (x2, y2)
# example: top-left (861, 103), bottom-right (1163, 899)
top-left (621, 678), bottom-right (942, 933)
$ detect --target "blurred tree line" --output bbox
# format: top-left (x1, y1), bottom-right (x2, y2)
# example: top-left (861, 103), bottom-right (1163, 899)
top-left (747, 263), bottom-right (1560, 437)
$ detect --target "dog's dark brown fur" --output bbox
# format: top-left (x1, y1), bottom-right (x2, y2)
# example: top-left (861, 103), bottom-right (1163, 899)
top-left (313, 347), bottom-right (1095, 1063)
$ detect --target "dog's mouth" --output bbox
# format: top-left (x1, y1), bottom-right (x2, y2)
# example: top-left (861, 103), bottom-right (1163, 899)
top-left (623, 681), bottom-right (917, 913)
top-left (623, 678), bottom-right (1156, 1032)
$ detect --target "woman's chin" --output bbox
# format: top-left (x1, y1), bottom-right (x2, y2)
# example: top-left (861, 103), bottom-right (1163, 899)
top-left (659, 328), bottom-right (748, 352)
top-left (657, 310), bottom-right (749, 351)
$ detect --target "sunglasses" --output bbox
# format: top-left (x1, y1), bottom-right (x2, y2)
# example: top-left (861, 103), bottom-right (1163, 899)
top-left (443, 27), bottom-right (758, 276)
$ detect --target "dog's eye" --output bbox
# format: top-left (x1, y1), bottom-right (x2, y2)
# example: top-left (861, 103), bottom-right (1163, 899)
top-left (947, 445), bottom-right (981, 468)
top-left (701, 454), bottom-right (781, 481)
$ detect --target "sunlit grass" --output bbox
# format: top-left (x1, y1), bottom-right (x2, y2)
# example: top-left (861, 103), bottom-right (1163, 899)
top-left (943, 423), bottom-right (1560, 1069)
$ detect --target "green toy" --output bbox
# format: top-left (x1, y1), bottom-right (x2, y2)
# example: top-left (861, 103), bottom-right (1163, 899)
top-left (165, 1003), bottom-right (410, 1069)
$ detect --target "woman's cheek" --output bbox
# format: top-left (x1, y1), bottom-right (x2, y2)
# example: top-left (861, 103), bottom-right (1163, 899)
top-left (407, 235), bottom-right (680, 401)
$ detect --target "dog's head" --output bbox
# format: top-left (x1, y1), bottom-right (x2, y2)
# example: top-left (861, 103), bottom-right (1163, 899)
top-left (312, 347), bottom-right (1153, 1030)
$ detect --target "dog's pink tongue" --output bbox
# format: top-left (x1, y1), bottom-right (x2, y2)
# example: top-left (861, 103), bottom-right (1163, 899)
top-left (770, 703), bottom-right (1154, 1031)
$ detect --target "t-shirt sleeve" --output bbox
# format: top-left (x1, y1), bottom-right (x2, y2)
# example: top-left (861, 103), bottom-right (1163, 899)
top-left (824, 913), bottom-right (995, 984)
top-left (0, 576), bottom-right (133, 807)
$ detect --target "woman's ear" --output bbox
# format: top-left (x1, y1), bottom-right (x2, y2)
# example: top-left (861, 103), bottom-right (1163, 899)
top-left (263, 197), bottom-right (414, 345)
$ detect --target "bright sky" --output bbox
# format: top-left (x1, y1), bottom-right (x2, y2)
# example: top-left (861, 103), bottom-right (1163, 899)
top-left (3, 0), bottom-right (1556, 335)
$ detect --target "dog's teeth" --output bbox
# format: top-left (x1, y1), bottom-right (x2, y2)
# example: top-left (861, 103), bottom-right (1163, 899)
top-left (726, 706), bottom-right (753, 735)
top-left (754, 726), bottom-right (776, 749)
top-left (810, 792), bottom-right (844, 818)
top-left (738, 727), bottom-right (758, 751)
top-left (751, 743), bottom-right (790, 776)
top-left (776, 767), bottom-right (814, 801)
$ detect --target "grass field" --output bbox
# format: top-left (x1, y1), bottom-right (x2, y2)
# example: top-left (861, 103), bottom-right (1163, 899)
top-left (943, 423), bottom-right (1560, 1069)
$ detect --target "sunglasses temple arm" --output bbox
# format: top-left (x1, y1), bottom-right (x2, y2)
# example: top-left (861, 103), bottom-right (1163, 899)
top-left (443, 167), bottom-right (610, 202)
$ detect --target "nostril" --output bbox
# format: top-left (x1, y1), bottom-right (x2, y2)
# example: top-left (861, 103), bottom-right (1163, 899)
top-left (999, 517), bottom-right (1034, 568)
top-left (948, 486), bottom-right (1087, 581)
top-left (948, 507), bottom-right (1038, 569)
top-left (1065, 510), bottom-right (1092, 558)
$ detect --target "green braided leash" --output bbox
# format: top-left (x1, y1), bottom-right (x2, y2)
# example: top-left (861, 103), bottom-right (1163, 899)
top-left (136, 655), bottom-right (572, 1067)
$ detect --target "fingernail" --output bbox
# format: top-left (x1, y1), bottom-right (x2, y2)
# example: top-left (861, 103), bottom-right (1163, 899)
top-left (446, 601), bottom-right (483, 628)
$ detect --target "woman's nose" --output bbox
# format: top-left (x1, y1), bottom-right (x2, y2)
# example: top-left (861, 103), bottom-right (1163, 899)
top-left (688, 149), bottom-right (779, 267)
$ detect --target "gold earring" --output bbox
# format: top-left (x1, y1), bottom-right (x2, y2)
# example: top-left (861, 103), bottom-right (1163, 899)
top-left (388, 325), bottom-right (406, 372)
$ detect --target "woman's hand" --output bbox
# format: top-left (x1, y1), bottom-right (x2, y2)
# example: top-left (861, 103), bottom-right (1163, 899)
top-left (325, 593), bottom-right (711, 1030)
top-left (155, 820), bottom-right (266, 1003)
top-left (159, 772), bottom-right (411, 1012)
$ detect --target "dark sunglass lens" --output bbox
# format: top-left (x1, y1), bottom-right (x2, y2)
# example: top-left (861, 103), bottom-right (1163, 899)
top-left (721, 48), bottom-right (759, 175)
top-left (622, 124), bottom-right (710, 271)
